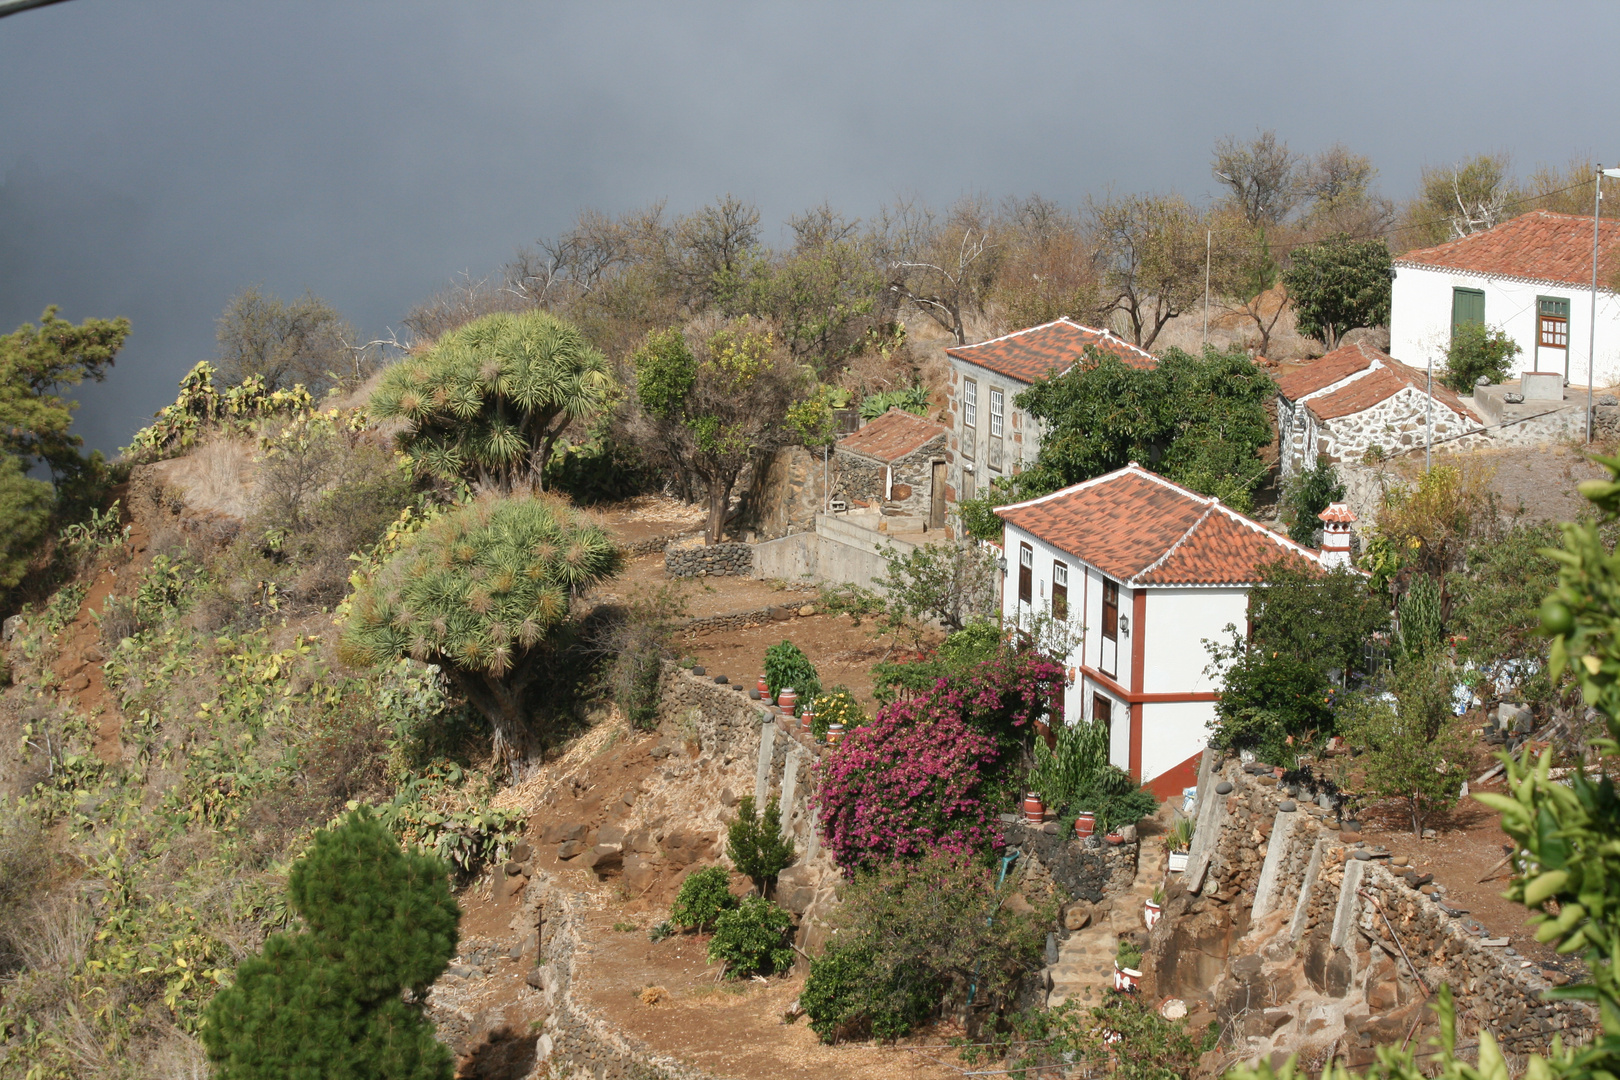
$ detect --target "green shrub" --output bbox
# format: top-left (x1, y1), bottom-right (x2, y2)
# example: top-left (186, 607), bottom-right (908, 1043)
top-left (764, 639), bottom-right (820, 702)
top-left (1397, 573), bottom-right (1443, 658)
top-left (726, 796), bottom-right (795, 896)
top-left (669, 865), bottom-right (737, 931)
top-left (801, 942), bottom-right (939, 1043)
top-left (806, 853), bottom-right (1048, 1040)
top-left (202, 807), bottom-right (460, 1080)
top-left (707, 895), bottom-right (796, 978)
top-left (1283, 458), bottom-right (1344, 547)
top-left (1443, 321), bottom-right (1520, 393)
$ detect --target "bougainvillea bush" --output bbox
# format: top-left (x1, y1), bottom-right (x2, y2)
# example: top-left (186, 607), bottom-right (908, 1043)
top-left (814, 648), bottom-right (1065, 873)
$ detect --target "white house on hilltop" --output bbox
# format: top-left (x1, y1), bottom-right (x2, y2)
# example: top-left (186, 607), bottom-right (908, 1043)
top-left (994, 464), bottom-right (1336, 799)
top-left (1391, 211), bottom-right (1620, 388)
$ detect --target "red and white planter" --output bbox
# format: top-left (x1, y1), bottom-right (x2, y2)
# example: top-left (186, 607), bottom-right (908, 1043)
top-left (1113, 963), bottom-right (1141, 993)
top-left (1143, 899), bottom-right (1162, 931)
top-left (1022, 793), bottom-right (1045, 824)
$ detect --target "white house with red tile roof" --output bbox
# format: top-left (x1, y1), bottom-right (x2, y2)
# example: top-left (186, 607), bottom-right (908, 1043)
top-left (1275, 342), bottom-right (1484, 478)
top-left (994, 464), bottom-right (1333, 799)
top-left (1391, 211), bottom-right (1620, 387)
top-left (943, 319), bottom-right (1156, 507)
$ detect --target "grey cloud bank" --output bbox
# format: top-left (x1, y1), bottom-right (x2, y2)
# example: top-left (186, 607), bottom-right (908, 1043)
top-left (3, 0), bottom-right (1618, 453)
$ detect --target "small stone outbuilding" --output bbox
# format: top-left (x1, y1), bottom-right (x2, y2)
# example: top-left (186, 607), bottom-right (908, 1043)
top-left (1276, 342), bottom-right (1484, 478)
top-left (832, 408), bottom-right (948, 526)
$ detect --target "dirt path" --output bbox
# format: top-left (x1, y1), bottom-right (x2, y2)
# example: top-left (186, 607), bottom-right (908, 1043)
top-left (573, 912), bottom-right (961, 1080)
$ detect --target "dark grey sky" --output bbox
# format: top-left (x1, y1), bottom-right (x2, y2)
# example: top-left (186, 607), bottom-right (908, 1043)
top-left (4, 1), bottom-right (1618, 454)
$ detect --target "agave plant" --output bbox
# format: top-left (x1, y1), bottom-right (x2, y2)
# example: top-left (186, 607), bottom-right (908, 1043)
top-left (341, 494), bottom-right (621, 779)
top-left (370, 310), bottom-right (613, 493)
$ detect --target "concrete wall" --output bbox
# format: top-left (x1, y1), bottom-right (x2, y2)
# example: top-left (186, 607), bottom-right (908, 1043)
top-left (752, 515), bottom-right (918, 591)
top-left (1391, 263), bottom-right (1620, 388)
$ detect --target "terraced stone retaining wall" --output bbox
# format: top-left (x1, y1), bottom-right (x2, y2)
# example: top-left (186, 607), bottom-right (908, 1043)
top-left (664, 540), bottom-right (754, 577)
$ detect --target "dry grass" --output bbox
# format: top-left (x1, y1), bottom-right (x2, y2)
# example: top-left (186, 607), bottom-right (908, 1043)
top-left (149, 435), bottom-right (259, 520)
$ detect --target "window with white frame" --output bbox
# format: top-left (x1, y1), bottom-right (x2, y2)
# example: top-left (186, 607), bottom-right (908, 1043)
top-left (962, 378), bottom-right (977, 461)
top-left (1051, 561), bottom-right (1068, 621)
top-left (989, 387), bottom-right (1005, 471)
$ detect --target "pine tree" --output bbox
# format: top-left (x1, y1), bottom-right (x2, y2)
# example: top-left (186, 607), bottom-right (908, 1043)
top-left (340, 494), bottom-right (621, 777)
top-left (727, 795), bottom-right (795, 897)
top-left (202, 808), bottom-right (461, 1080)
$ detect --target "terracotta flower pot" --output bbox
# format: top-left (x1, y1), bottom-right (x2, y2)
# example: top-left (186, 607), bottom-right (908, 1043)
top-left (757, 675), bottom-right (769, 698)
top-left (1104, 833), bottom-right (1124, 845)
top-left (1113, 962), bottom-right (1141, 993)
top-left (777, 687), bottom-right (798, 715)
top-left (1022, 792), bottom-right (1045, 824)
top-left (1143, 899), bottom-right (1162, 931)
top-left (826, 722), bottom-right (845, 745)
top-left (1074, 812), bottom-right (1097, 838)
top-left (799, 709), bottom-right (813, 735)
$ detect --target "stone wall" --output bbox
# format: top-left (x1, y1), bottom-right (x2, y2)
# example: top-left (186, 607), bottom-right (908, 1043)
top-left (664, 540), bottom-right (754, 577)
top-left (831, 436), bottom-right (945, 519)
top-left (998, 820), bottom-right (1138, 903)
top-left (742, 446), bottom-right (824, 541)
top-left (1154, 752), bottom-right (1597, 1066)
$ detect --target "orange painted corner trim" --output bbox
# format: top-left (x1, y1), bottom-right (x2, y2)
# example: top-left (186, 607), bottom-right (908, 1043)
top-left (1078, 665), bottom-right (1220, 705)
top-left (1129, 702), bottom-right (1143, 781)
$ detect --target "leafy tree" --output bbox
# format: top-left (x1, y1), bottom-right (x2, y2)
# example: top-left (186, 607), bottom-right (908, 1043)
top-left (1297, 143), bottom-right (1396, 236)
top-left (762, 204), bottom-right (890, 372)
top-left (0, 305), bottom-right (129, 489)
top-left (202, 807), bottom-right (460, 1080)
top-left (1205, 640), bottom-right (1333, 762)
top-left (215, 285), bottom-right (356, 393)
top-left (707, 896), bottom-right (797, 977)
top-left (1281, 234), bottom-right (1393, 350)
top-left (976, 345), bottom-right (1275, 529)
top-left (0, 456), bottom-right (53, 590)
top-left (1449, 518), bottom-right (1563, 707)
top-left (370, 310), bottom-right (613, 493)
top-left (1365, 461), bottom-right (1498, 593)
top-left (726, 795), bottom-right (795, 897)
top-left (1337, 648), bottom-right (1466, 836)
top-left (672, 194), bottom-right (763, 312)
top-left (1443, 321), bottom-right (1522, 392)
top-left (1283, 458), bottom-right (1345, 547)
top-left (1397, 572), bottom-right (1444, 658)
top-left (630, 318), bottom-right (809, 542)
top-left (669, 865), bottom-right (737, 931)
top-left (1247, 558), bottom-right (1389, 681)
top-left (340, 495), bottom-right (621, 778)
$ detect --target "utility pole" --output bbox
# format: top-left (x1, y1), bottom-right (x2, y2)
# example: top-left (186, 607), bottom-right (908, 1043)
top-left (1588, 166), bottom-right (1619, 443)
top-left (1202, 229), bottom-right (1212, 348)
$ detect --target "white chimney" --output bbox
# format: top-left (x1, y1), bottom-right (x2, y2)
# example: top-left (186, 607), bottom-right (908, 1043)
top-left (1318, 502), bottom-right (1355, 569)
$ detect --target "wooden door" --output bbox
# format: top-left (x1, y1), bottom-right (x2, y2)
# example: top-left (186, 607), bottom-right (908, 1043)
top-left (1092, 693), bottom-right (1112, 743)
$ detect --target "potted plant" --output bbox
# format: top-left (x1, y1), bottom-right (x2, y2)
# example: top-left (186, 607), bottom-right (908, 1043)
top-left (1164, 817), bottom-right (1193, 873)
top-left (1144, 885), bottom-right (1165, 930)
top-left (1113, 938), bottom-right (1143, 993)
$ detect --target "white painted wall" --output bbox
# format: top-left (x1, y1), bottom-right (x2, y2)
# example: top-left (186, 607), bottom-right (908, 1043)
top-left (1390, 264), bottom-right (1620, 388)
top-left (1142, 588), bottom-right (1247, 695)
top-left (1141, 700), bottom-right (1215, 783)
top-left (1002, 521), bottom-right (1240, 785)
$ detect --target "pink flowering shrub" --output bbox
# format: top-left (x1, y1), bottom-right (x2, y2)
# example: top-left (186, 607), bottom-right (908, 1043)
top-left (814, 649), bottom-right (1066, 874)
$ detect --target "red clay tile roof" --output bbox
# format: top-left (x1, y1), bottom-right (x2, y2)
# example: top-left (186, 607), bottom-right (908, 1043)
top-left (1279, 343), bottom-right (1481, 424)
top-left (1318, 503), bottom-right (1356, 524)
top-left (994, 465), bottom-right (1324, 587)
top-left (946, 318), bottom-right (1157, 384)
top-left (1394, 211), bottom-right (1620, 288)
top-left (1275, 343), bottom-right (1377, 400)
top-left (837, 408), bottom-right (946, 462)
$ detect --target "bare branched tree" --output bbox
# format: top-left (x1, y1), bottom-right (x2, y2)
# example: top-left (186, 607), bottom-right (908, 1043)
top-left (1213, 130), bottom-right (1300, 228)
top-left (1090, 193), bottom-right (1211, 349)
top-left (876, 195), bottom-right (998, 345)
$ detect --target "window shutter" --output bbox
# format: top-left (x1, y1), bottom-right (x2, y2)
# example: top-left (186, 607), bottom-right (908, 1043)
top-left (1451, 287), bottom-right (1485, 330)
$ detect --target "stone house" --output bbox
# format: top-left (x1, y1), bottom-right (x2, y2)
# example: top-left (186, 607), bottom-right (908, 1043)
top-left (1276, 342), bottom-right (1483, 478)
top-left (831, 408), bottom-right (948, 526)
top-left (1391, 210), bottom-right (1620, 388)
top-left (943, 318), bottom-right (1157, 504)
